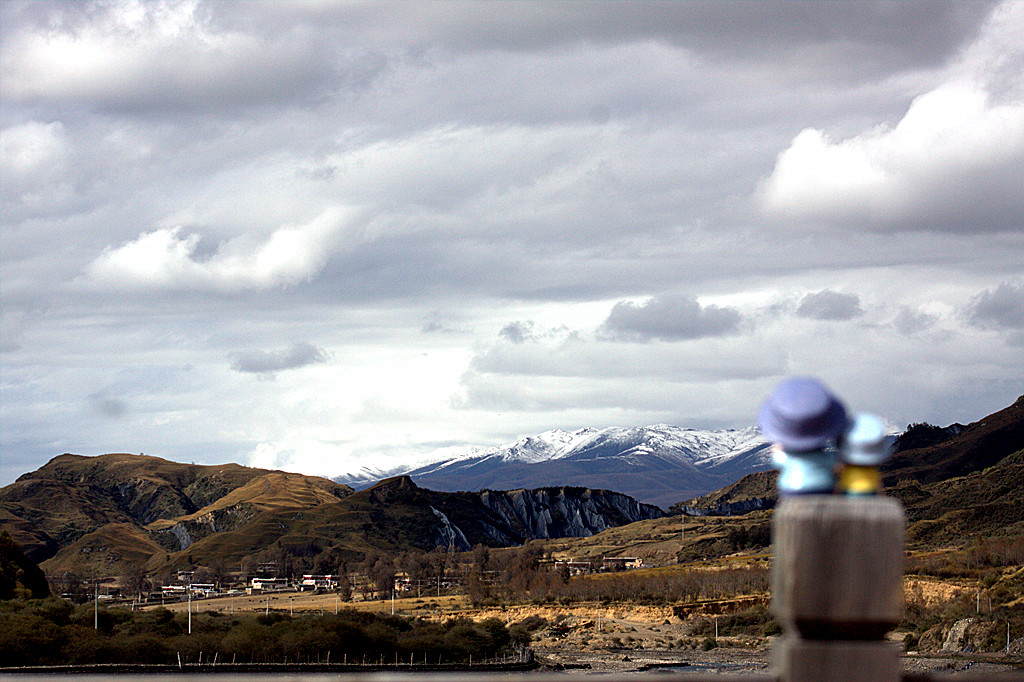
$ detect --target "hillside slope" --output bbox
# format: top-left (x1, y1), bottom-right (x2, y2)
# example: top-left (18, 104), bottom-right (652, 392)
top-left (672, 395), bottom-right (1024, 516)
top-left (0, 453), bottom-right (353, 566)
top-left (882, 395), bottom-right (1024, 484)
top-left (896, 448), bottom-right (1024, 546)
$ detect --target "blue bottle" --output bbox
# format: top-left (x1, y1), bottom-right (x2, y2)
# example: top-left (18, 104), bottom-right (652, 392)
top-left (759, 377), bottom-right (849, 495)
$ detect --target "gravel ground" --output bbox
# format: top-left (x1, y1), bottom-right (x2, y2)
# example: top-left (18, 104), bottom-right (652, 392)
top-left (536, 646), bottom-right (1024, 677)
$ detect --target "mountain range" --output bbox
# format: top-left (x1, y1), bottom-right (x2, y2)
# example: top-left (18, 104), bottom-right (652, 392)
top-left (1, 395), bottom-right (1021, 581)
top-left (335, 425), bottom-right (772, 508)
top-left (0, 452), bottom-right (660, 578)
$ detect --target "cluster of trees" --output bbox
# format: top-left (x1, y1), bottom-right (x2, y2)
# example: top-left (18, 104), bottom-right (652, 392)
top-left (892, 422), bottom-right (960, 452)
top-left (536, 565), bottom-right (769, 605)
top-left (0, 532), bottom-right (49, 600)
top-left (675, 522), bottom-right (772, 563)
top-left (725, 523), bottom-right (772, 552)
top-left (458, 540), bottom-right (769, 606)
top-left (0, 597), bottom-right (521, 668)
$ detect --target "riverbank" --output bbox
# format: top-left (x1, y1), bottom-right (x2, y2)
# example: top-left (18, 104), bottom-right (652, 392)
top-left (0, 660), bottom-right (538, 675)
top-left (536, 645), bottom-right (771, 674)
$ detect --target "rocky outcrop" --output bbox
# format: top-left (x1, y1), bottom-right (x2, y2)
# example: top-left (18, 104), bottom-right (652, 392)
top-left (942, 618), bottom-right (975, 652)
top-left (149, 505), bottom-right (259, 551)
top-left (423, 484), bottom-right (663, 549)
top-left (475, 486), bottom-right (662, 541)
top-left (360, 477), bottom-right (663, 550)
top-left (430, 507), bottom-right (471, 551)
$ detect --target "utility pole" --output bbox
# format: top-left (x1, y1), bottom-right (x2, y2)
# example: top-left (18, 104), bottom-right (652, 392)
top-left (188, 588), bottom-right (192, 635)
top-left (94, 578), bottom-right (98, 630)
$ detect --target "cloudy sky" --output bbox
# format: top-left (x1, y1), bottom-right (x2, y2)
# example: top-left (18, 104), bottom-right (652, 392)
top-left (2, 0), bottom-right (1023, 486)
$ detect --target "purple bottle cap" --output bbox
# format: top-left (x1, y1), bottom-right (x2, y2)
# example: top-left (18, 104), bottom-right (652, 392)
top-left (759, 376), bottom-right (849, 452)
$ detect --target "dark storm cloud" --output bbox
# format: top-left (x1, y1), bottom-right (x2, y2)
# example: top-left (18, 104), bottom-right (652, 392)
top-left (968, 281), bottom-right (1024, 329)
top-left (598, 294), bottom-right (742, 342)
top-left (795, 290), bottom-right (863, 321)
top-left (229, 342), bottom-right (328, 374)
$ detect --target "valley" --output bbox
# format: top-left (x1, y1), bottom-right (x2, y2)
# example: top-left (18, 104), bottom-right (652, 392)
top-left (1, 394), bottom-right (1022, 673)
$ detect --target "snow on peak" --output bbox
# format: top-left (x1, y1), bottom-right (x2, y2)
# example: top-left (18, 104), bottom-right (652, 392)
top-left (465, 424), bottom-right (766, 466)
top-left (333, 423), bottom-right (769, 487)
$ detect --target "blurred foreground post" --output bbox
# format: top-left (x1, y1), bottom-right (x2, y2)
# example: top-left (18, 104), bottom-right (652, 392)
top-left (771, 495), bottom-right (905, 682)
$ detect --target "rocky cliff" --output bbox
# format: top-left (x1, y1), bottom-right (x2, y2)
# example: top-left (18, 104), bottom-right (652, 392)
top-left (416, 480), bottom-right (664, 550)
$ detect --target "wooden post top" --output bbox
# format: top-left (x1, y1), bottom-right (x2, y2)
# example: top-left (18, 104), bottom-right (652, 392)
top-left (771, 495), bottom-right (905, 641)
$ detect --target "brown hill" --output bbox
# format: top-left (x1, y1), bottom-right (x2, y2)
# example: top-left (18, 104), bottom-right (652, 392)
top-left (895, 448), bottom-right (1024, 547)
top-left (1, 456), bottom-right (660, 579)
top-left (673, 395), bottom-right (1024, 518)
top-left (670, 470), bottom-right (777, 516)
top-left (41, 523), bottom-right (168, 576)
top-left (0, 453), bottom-right (353, 567)
top-left (881, 394), bottom-right (1024, 484)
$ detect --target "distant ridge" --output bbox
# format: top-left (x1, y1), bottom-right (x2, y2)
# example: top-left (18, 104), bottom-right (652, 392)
top-left (335, 425), bottom-right (772, 508)
top-left (882, 394), bottom-right (1024, 484)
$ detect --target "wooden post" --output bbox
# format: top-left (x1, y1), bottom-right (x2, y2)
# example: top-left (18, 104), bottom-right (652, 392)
top-left (771, 495), bottom-right (904, 682)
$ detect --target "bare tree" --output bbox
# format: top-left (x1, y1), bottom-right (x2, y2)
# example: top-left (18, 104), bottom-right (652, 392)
top-left (120, 561), bottom-right (148, 600)
top-left (336, 562), bottom-right (352, 601)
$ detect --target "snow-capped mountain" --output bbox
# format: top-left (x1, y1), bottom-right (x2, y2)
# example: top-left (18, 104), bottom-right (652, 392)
top-left (334, 425), bottom-right (772, 509)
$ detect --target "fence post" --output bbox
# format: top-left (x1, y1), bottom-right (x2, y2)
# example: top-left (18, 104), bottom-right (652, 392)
top-left (771, 495), bottom-right (905, 682)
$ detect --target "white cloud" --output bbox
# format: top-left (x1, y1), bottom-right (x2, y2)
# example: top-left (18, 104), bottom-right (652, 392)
top-left (760, 85), bottom-right (1024, 231)
top-left (760, 4), bottom-right (1024, 232)
top-left (0, 0), bottom-right (346, 111)
top-left (245, 439), bottom-right (345, 476)
top-left (0, 120), bottom-right (68, 176)
top-left (83, 207), bottom-right (361, 291)
top-left (0, 120), bottom-right (73, 208)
